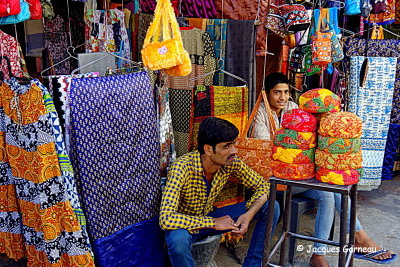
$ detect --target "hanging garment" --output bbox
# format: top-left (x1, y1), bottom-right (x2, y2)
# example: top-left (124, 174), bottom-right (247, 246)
top-left (84, 9), bottom-right (131, 62)
top-left (0, 78), bottom-right (94, 266)
top-left (365, 0), bottom-right (395, 25)
top-left (68, 72), bottom-right (163, 265)
top-left (44, 15), bottom-right (70, 75)
top-left (348, 56), bottom-right (397, 190)
top-left (167, 27), bottom-right (217, 157)
top-left (137, 13), bottom-right (153, 61)
top-left (382, 124), bottom-right (400, 180)
top-left (225, 20), bottom-right (255, 106)
top-left (206, 19), bottom-right (227, 86)
top-left (157, 83), bottom-right (176, 178)
top-left (24, 19), bottom-right (44, 57)
top-left (0, 30), bottom-right (23, 80)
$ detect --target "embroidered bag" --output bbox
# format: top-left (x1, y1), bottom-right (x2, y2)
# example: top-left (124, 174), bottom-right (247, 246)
top-left (235, 91), bottom-right (286, 191)
top-left (0, 0), bottom-right (29, 24)
top-left (311, 9), bottom-right (332, 65)
top-left (289, 45), bottom-right (306, 73)
top-left (279, 4), bottom-right (311, 33)
top-left (266, 4), bottom-right (288, 38)
top-left (26, 0), bottom-right (41, 19)
top-left (301, 45), bottom-right (325, 75)
top-left (141, 0), bottom-right (191, 74)
top-left (327, 21), bottom-right (344, 62)
top-left (0, 0), bottom-right (20, 17)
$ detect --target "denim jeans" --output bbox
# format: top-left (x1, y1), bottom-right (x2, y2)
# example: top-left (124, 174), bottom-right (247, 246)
top-left (294, 188), bottom-right (362, 255)
top-left (165, 200), bottom-right (280, 267)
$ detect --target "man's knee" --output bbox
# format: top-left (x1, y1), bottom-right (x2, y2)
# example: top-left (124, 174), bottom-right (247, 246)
top-left (165, 229), bottom-right (192, 255)
top-left (259, 200), bottom-right (280, 219)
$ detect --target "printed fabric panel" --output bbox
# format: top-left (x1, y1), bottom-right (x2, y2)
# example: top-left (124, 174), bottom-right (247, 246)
top-left (68, 72), bottom-right (160, 242)
top-left (0, 78), bottom-right (94, 266)
top-left (348, 56), bottom-right (397, 190)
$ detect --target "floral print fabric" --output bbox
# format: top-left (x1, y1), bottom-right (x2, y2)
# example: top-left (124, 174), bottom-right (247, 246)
top-left (0, 30), bottom-right (23, 80)
top-left (316, 167), bottom-right (362, 185)
top-left (281, 109), bottom-right (317, 132)
top-left (319, 112), bottom-right (363, 138)
top-left (299, 88), bottom-right (341, 113)
top-left (271, 161), bottom-right (315, 180)
top-left (274, 127), bottom-right (317, 149)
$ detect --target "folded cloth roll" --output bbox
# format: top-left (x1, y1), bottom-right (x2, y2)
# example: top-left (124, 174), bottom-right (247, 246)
top-left (272, 146), bottom-right (315, 164)
top-left (271, 161), bottom-right (315, 180)
top-left (318, 111), bottom-right (363, 138)
top-left (281, 109), bottom-right (317, 132)
top-left (274, 127), bottom-right (317, 149)
top-left (316, 167), bottom-right (363, 185)
top-left (315, 149), bottom-right (363, 170)
top-left (318, 136), bottom-right (361, 154)
top-left (299, 88), bottom-right (341, 113)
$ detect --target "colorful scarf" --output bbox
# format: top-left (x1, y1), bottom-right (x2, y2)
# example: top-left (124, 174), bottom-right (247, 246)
top-left (271, 161), bottom-right (315, 180)
top-left (319, 111), bottom-right (363, 138)
top-left (316, 167), bottom-right (362, 185)
top-left (282, 109), bottom-right (317, 132)
top-left (274, 127), bottom-right (317, 149)
top-left (272, 146), bottom-right (315, 164)
top-left (318, 136), bottom-right (361, 154)
top-left (299, 88), bottom-right (341, 113)
top-left (315, 149), bottom-right (363, 170)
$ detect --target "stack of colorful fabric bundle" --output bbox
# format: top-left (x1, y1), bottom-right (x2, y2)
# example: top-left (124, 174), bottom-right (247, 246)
top-left (271, 109), bottom-right (317, 180)
top-left (316, 112), bottom-right (363, 185)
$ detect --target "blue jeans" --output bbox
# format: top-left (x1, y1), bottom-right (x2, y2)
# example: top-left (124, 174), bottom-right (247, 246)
top-left (294, 188), bottom-right (362, 255)
top-left (165, 200), bottom-right (280, 267)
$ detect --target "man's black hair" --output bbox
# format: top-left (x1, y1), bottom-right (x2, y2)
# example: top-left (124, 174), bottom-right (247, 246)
top-left (264, 72), bottom-right (289, 94)
top-left (198, 117), bottom-right (239, 154)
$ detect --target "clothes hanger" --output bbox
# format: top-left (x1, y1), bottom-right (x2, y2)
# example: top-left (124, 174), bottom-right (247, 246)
top-left (41, 45), bottom-right (80, 76)
top-left (327, 0), bottom-right (345, 9)
top-left (354, 23), bottom-right (400, 39)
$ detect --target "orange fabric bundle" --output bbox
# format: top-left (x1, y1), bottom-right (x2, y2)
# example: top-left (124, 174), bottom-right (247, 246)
top-left (299, 88), bottom-right (341, 113)
top-left (316, 167), bottom-right (363, 185)
top-left (315, 149), bottom-right (363, 170)
top-left (274, 127), bottom-right (317, 149)
top-left (271, 160), bottom-right (315, 180)
top-left (318, 111), bottom-right (363, 138)
top-left (272, 146), bottom-right (315, 164)
top-left (281, 109), bottom-right (317, 132)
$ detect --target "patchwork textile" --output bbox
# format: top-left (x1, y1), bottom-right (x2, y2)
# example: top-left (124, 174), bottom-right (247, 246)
top-left (274, 127), bottom-right (317, 149)
top-left (271, 161), bottom-right (315, 180)
top-left (69, 72), bottom-right (160, 241)
top-left (319, 111), bottom-right (363, 138)
top-left (343, 38), bottom-right (400, 124)
top-left (281, 109), bottom-right (317, 132)
top-left (272, 146), bottom-right (315, 164)
top-left (318, 136), bottom-right (361, 154)
top-left (315, 149), bottom-right (363, 170)
top-left (0, 78), bottom-right (94, 266)
top-left (316, 167), bottom-right (362, 185)
top-left (348, 56), bottom-right (397, 190)
top-left (191, 85), bottom-right (248, 149)
top-left (299, 88), bottom-right (341, 113)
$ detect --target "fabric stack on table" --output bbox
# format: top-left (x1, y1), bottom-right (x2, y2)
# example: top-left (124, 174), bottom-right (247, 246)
top-left (316, 112), bottom-right (364, 185)
top-left (271, 109), bottom-right (317, 180)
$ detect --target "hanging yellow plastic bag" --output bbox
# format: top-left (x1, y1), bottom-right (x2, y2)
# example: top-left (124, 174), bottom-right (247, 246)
top-left (141, 0), bottom-right (191, 76)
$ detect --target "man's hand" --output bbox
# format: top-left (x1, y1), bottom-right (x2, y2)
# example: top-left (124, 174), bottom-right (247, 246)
top-left (212, 215), bottom-right (239, 231)
top-left (231, 213), bottom-right (253, 235)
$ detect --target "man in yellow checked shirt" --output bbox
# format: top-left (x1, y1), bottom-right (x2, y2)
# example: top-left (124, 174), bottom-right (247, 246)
top-left (252, 72), bottom-right (396, 267)
top-left (160, 117), bottom-right (280, 267)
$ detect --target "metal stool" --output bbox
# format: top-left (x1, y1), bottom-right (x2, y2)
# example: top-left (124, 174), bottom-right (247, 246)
top-left (263, 177), bottom-right (357, 267)
top-left (192, 234), bottom-right (222, 267)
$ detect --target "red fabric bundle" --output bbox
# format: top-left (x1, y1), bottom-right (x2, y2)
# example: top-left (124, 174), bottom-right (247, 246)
top-left (271, 160), bottom-right (315, 180)
top-left (282, 109), bottom-right (317, 132)
top-left (319, 112), bottom-right (363, 138)
top-left (274, 127), bottom-right (317, 150)
top-left (272, 146), bottom-right (315, 164)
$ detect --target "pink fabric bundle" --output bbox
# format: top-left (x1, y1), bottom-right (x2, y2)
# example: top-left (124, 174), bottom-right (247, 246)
top-left (282, 109), bottom-right (317, 132)
top-left (316, 167), bottom-right (363, 185)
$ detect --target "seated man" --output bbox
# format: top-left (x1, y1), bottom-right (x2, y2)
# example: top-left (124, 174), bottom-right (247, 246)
top-left (160, 117), bottom-right (280, 267)
top-left (253, 72), bottom-right (397, 267)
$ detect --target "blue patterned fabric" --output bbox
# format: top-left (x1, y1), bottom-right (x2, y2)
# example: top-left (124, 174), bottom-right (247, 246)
top-left (382, 124), bottom-right (400, 180)
top-left (68, 72), bottom-right (161, 262)
top-left (206, 19), bottom-right (227, 86)
top-left (348, 56), bottom-right (397, 190)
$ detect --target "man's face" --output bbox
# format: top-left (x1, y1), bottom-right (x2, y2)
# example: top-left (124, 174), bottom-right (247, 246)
top-left (209, 140), bottom-right (238, 166)
top-left (267, 83), bottom-right (290, 113)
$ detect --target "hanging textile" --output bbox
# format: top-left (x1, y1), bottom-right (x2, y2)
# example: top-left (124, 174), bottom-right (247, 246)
top-left (137, 13), bottom-right (153, 61)
top-left (187, 18), bottom-right (207, 31)
top-left (206, 19), bottom-right (228, 86)
top-left (168, 27), bottom-right (217, 157)
top-left (0, 30), bottom-right (23, 80)
top-left (84, 9), bottom-right (131, 62)
top-left (225, 20), bottom-right (256, 108)
top-left (157, 83), bottom-right (176, 179)
top-left (348, 56), bottom-right (397, 190)
top-left (44, 15), bottom-right (71, 75)
top-left (382, 124), bottom-right (400, 180)
top-left (0, 78), bottom-right (94, 266)
top-left (69, 72), bottom-right (164, 265)
top-left (365, 0), bottom-right (395, 25)
top-left (24, 20), bottom-right (45, 57)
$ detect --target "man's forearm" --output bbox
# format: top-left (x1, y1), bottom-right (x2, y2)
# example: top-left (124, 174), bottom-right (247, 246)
top-left (245, 194), bottom-right (268, 219)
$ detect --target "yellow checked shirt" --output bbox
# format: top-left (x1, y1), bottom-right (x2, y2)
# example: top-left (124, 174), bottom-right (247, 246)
top-left (160, 150), bottom-right (270, 233)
